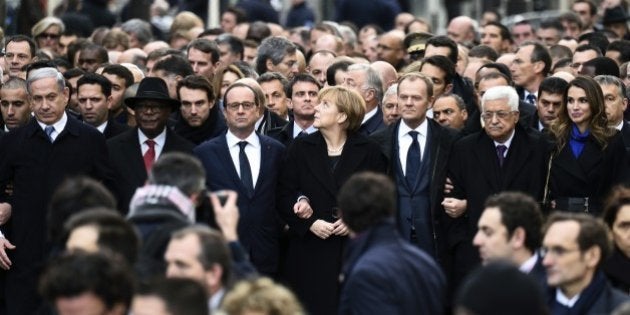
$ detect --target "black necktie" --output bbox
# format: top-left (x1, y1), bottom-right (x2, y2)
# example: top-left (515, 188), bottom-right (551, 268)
top-left (526, 94), bottom-right (536, 106)
top-left (406, 131), bottom-right (421, 187)
top-left (238, 141), bottom-right (254, 196)
top-left (297, 131), bottom-right (308, 138)
top-left (496, 145), bottom-right (507, 167)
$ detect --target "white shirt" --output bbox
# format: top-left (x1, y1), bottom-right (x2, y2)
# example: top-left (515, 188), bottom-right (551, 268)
top-left (292, 122), bottom-right (317, 138)
top-left (37, 112), bottom-right (68, 142)
top-left (398, 119), bottom-right (428, 175)
top-left (493, 129), bottom-right (516, 158)
top-left (519, 253), bottom-right (538, 274)
top-left (556, 289), bottom-right (580, 307)
top-left (226, 130), bottom-right (261, 188)
top-left (138, 128), bottom-right (167, 160)
top-left (209, 288), bottom-right (225, 313)
top-left (96, 121), bottom-right (108, 134)
top-left (524, 91), bottom-right (538, 104)
top-left (615, 120), bottom-right (624, 131)
top-left (361, 106), bottom-right (378, 125)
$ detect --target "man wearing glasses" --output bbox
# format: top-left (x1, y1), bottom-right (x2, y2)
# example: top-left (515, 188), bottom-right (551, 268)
top-left (445, 85), bottom-right (550, 290)
top-left (107, 77), bottom-right (194, 214)
top-left (542, 212), bottom-right (629, 314)
top-left (194, 81), bottom-right (285, 278)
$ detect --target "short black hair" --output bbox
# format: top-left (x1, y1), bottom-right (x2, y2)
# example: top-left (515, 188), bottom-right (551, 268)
top-left (148, 152), bottom-right (206, 196)
top-left (420, 55), bottom-right (456, 86)
top-left (153, 55), bottom-right (194, 77)
top-left (287, 73), bottom-right (321, 97)
top-left (102, 64), bottom-right (134, 88)
top-left (483, 192), bottom-right (543, 253)
top-left (215, 34), bottom-right (244, 60)
top-left (39, 252), bottom-right (134, 311)
top-left (338, 172), bottom-right (396, 233)
top-left (579, 32), bottom-right (610, 55)
top-left (539, 76), bottom-right (570, 96)
top-left (80, 43), bottom-right (109, 64)
top-left (5, 35), bottom-right (37, 57)
top-left (607, 40), bottom-right (630, 64)
top-left (484, 21), bottom-right (512, 43)
top-left (583, 56), bottom-right (620, 76)
top-left (326, 60), bottom-right (353, 86)
top-left (77, 72), bottom-right (112, 97)
top-left (257, 72), bottom-right (289, 93)
top-left (520, 41), bottom-right (553, 76)
top-left (187, 38), bottom-right (220, 64)
top-left (575, 43), bottom-right (603, 57)
top-left (426, 35), bottom-right (458, 64)
top-left (468, 45), bottom-right (499, 61)
top-left (136, 278), bottom-right (208, 315)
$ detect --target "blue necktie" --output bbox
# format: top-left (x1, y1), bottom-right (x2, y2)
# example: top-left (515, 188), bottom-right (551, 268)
top-left (238, 141), bottom-right (254, 197)
top-left (406, 131), bottom-right (421, 187)
top-left (526, 94), bottom-right (536, 106)
top-left (45, 126), bottom-right (55, 143)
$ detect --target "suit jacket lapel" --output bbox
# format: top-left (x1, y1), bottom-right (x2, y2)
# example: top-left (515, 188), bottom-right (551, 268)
top-left (255, 134), bottom-right (271, 193)
top-left (502, 128), bottom-right (533, 187)
top-left (216, 135), bottom-right (250, 196)
top-left (125, 128), bottom-right (147, 183)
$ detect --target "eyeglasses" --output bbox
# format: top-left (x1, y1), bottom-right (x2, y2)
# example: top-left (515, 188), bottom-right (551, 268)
top-left (539, 246), bottom-right (580, 258)
top-left (226, 101), bottom-right (257, 111)
top-left (481, 111), bottom-right (516, 121)
top-left (37, 33), bottom-right (60, 40)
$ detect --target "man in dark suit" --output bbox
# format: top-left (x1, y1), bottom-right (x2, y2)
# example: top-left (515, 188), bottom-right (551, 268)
top-left (473, 192), bottom-right (546, 286)
top-left (344, 63), bottom-right (385, 135)
top-left (0, 67), bottom-right (112, 315)
top-left (531, 77), bottom-right (567, 132)
top-left (0, 77), bottom-right (32, 132)
top-left (445, 85), bottom-right (550, 291)
top-left (173, 75), bottom-right (226, 145)
top-left (371, 73), bottom-right (458, 264)
top-left (77, 72), bottom-right (130, 139)
top-left (267, 73), bottom-right (321, 146)
top-left (108, 77), bottom-right (195, 214)
top-left (194, 82), bottom-right (284, 276)
top-left (338, 172), bottom-right (446, 314)
top-left (595, 75), bottom-right (630, 151)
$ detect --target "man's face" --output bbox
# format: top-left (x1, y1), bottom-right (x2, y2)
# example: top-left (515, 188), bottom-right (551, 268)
top-left (55, 292), bottom-right (113, 315)
top-left (268, 52), bottom-right (299, 80)
top-left (433, 96), bottom-right (467, 129)
top-left (376, 34), bottom-right (404, 66)
top-left (59, 34), bottom-right (77, 57)
top-left (179, 87), bottom-right (213, 127)
top-left (343, 69), bottom-right (369, 102)
top-left (562, 21), bottom-right (581, 39)
top-left (511, 24), bottom-right (535, 46)
top-left (612, 205), bottom-right (630, 258)
top-left (537, 91), bottom-right (563, 127)
top-left (420, 63), bottom-right (450, 98)
top-left (4, 41), bottom-right (32, 77)
top-left (572, 50), bottom-right (599, 73)
top-left (600, 84), bottom-right (627, 126)
top-left (289, 81), bottom-right (318, 119)
top-left (218, 43), bottom-right (240, 66)
top-left (29, 77), bottom-right (69, 125)
top-left (260, 80), bottom-right (289, 119)
top-left (362, 37), bottom-right (379, 63)
top-left (79, 49), bottom-right (104, 73)
top-left (481, 25), bottom-right (508, 54)
top-left (220, 12), bottom-right (237, 33)
top-left (78, 83), bottom-right (111, 127)
top-left (473, 207), bottom-right (513, 265)
top-left (103, 73), bottom-right (127, 112)
top-left (309, 54), bottom-right (335, 87)
top-left (511, 45), bottom-right (538, 88)
top-left (0, 87), bottom-right (31, 130)
top-left (243, 46), bottom-right (257, 66)
top-left (398, 78), bottom-right (432, 128)
top-left (482, 98), bottom-right (519, 142)
top-left (132, 296), bottom-right (171, 315)
top-left (223, 86), bottom-right (260, 134)
top-left (536, 28), bottom-right (561, 47)
top-left (477, 77), bottom-right (509, 107)
top-left (165, 234), bottom-right (211, 292)
top-left (188, 48), bottom-right (216, 80)
top-left (135, 100), bottom-right (172, 139)
top-left (542, 221), bottom-right (594, 292)
top-left (573, 2), bottom-right (594, 28)
top-left (447, 20), bottom-right (470, 44)
top-left (381, 93), bottom-right (399, 126)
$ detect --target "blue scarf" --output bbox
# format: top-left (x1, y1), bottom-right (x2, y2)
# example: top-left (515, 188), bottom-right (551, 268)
top-left (569, 124), bottom-right (589, 158)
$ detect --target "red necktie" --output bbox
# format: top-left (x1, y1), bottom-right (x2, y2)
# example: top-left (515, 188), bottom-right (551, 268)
top-left (143, 139), bottom-right (156, 174)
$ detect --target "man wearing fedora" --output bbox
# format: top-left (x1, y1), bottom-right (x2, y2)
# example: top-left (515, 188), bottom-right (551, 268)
top-left (603, 5), bottom-right (630, 40)
top-left (108, 77), bottom-right (195, 214)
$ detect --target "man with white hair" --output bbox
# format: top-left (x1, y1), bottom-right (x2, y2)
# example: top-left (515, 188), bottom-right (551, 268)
top-left (343, 63), bottom-right (385, 135)
top-left (444, 85), bottom-right (550, 289)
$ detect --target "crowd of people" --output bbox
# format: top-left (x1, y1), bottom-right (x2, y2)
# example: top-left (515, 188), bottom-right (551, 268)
top-left (1, 0), bottom-right (630, 314)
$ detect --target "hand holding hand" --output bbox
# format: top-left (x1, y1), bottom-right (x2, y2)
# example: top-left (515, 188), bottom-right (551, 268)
top-left (310, 220), bottom-right (334, 239)
top-left (332, 219), bottom-right (349, 236)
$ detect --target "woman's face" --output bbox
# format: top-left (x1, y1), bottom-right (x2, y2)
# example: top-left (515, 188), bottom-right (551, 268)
top-left (314, 97), bottom-right (344, 130)
top-left (37, 25), bottom-right (61, 51)
top-left (613, 205), bottom-right (630, 256)
top-left (566, 86), bottom-right (592, 130)
top-left (220, 71), bottom-right (240, 99)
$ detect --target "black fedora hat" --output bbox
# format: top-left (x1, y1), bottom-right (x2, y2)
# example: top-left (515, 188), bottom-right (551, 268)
top-left (602, 6), bottom-right (630, 25)
top-left (125, 77), bottom-right (180, 111)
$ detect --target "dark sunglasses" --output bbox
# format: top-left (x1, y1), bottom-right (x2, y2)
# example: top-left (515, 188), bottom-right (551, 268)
top-left (37, 33), bottom-right (60, 40)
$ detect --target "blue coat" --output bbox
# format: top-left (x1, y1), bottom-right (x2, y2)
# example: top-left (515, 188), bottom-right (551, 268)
top-left (194, 132), bottom-right (285, 275)
top-left (338, 219), bottom-right (446, 315)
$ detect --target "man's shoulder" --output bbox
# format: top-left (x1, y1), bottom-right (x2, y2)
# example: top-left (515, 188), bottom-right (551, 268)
top-left (259, 133), bottom-right (286, 151)
top-left (107, 128), bottom-right (136, 146)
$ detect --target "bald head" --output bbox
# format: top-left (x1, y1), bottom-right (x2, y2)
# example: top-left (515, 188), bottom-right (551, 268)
top-left (447, 16), bottom-right (476, 45)
top-left (377, 31), bottom-right (405, 68)
top-left (371, 61), bottom-right (398, 91)
top-left (314, 34), bottom-right (344, 56)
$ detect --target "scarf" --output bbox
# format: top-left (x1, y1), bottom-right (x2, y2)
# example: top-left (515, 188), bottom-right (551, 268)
top-left (569, 124), bottom-right (589, 158)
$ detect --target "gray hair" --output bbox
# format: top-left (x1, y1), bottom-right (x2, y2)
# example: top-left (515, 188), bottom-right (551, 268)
top-left (256, 36), bottom-right (297, 75)
top-left (481, 85), bottom-right (519, 112)
top-left (1, 77), bottom-right (27, 91)
top-left (348, 63), bottom-right (383, 102)
top-left (594, 75), bottom-right (627, 100)
top-left (26, 67), bottom-right (65, 95)
top-left (383, 83), bottom-right (398, 100)
top-left (436, 93), bottom-right (466, 110)
top-left (121, 19), bottom-right (153, 46)
top-left (338, 25), bottom-right (358, 50)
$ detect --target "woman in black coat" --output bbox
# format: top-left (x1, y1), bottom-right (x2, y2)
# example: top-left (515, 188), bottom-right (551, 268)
top-left (277, 86), bottom-right (387, 315)
top-left (548, 76), bottom-right (628, 215)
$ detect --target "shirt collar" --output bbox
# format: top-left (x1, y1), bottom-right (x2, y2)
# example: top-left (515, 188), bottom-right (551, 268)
top-left (615, 120), bottom-right (624, 131)
top-left (493, 129), bottom-right (515, 148)
top-left (399, 118), bottom-right (428, 139)
top-left (96, 120), bottom-right (108, 133)
top-left (519, 253), bottom-right (538, 273)
top-left (37, 112), bottom-right (68, 134)
top-left (361, 106), bottom-right (378, 124)
top-left (138, 127), bottom-right (167, 147)
top-left (226, 130), bottom-right (260, 149)
top-left (556, 289), bottom-right (580, 307)
top-left (292, 121), bottom-right (317, 138)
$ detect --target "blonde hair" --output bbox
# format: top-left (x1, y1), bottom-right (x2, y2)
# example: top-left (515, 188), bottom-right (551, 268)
top-left (31, 17), bottom-right (65, 38)
top-left (221, 278), bottom-right (305, 315)
top-left (318, 85), bottom-right (366, 132)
